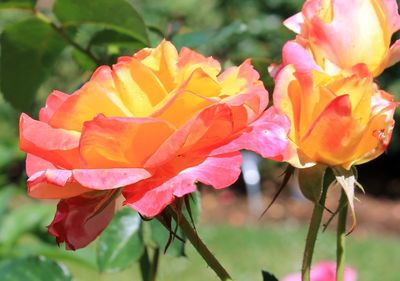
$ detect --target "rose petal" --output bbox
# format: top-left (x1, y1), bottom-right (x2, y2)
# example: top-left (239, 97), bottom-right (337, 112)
top-left (346, 96), bottom-right (396, 168)
top-left (211, 107), bottom-right (290, 160)
top-left (112, 57), bottom-right (168, 116)
top-left (151, 89), bottom-right (217, 128)
top-left (385, 39), bottom-right (400, 68)
top-left (272, 65), bottom-right (300, 141)
top-left (283, 12), bottom-right (304, 33)
top-left (177, 46), bottom-right (221, 84)
top-left (72, 168), bottom-right (152, 190)
top-left (282, 40), bottom-right (322, 73)
top-left (48, 192), bottom-right (116, 250)
top-left (26, 154), bottom-right (55, 177)
top-left (299, 95), bottom-right (360, 166)
top-left (28, 169), bottom-right (89, 199)
top-left (124, 152), bottom-right (242, 217)
top-left (20, 113), bottom-right (81, 169)
top-left (380, 0), bottom-right (400, 33)
top-left (219, 60), bottom-right (268, 114)
top-left (39, 90), bottom-right (69, 122)
top-left (177, 67), bottom-right (221, 98)
top-left (80, 115), bottom-right (175, 168)
top-left (145, 103), bottom-right (235, 167)
top-left (135, 40), bottom-right (179, 92)
top-left (49, 66), bottom-right (132, 131)
top-left (301, 0), bottom-right (390, 75)
top-left (28, 166), bottom-right (151, 199)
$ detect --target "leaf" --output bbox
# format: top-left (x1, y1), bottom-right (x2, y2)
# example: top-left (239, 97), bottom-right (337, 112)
top-left (0, 203), bottom-right (54, 249)
top-left (0, 185), bottom-right (17, 219)
top-left (0, 185), bottom-right (17, 207)
top-left (0, 18), bottom-right (66, 112)
top-left (71, 49), bottom-right (96, 72)
top-left (53, 0), bottom-right (149, 45)
top-left (172, 21), bottom-right (247, 50)
top-left (298, 165), bottom-right (326, 202)
top-left (89, 29), bottom-right (147, 50)
top-left (262, 270), bottom-right (279, 281)
top-left (0, 256), bottom-right (72, 281)
top-left (172, 30), bottom-right (214, 50)
top-left (0, 9), bottom-right (32, 32)
top-left (97, 207), bottom-right (144, 272)
top-left (0, 0), bottom-right (35, 10)
top-left (333, 167), bottom-right (358, 234)
top-left (11, 242), bottom-right (97, 270)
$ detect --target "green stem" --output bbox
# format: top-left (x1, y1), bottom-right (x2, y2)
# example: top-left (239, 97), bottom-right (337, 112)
top-left (50, 23), bottom-right (102, 65)
top-left (139, 247), bottom-right (159, 281)
top-left (151, 248), bottom-right (160, 281)
top-left (301, 177), bottom-right (330, 281)
top-left (167, 208), bottom-right (233, 281)
top-left (139, 247), bottom-right (151, 281)
top-left (34, 11), bottom-right (102, 65)
top-left (336, 191), bottom-right (348, 281)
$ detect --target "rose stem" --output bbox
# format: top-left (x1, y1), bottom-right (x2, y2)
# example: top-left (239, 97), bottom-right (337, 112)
top-left (301, 175), bottom-right (330, 281)
top-left (166, 207), bottom-right (233, 281)
top-left (336, 190), bottom-right (348, 281)
top-left (139, 247), bottom-right (160, 281)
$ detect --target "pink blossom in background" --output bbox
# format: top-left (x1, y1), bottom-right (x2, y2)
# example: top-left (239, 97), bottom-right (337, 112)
top-left (282, 261), bottom-right (357, 281)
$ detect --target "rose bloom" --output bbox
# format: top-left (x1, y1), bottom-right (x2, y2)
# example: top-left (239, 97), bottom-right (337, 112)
top-left (282, 261), bottom-right (357, 281)
top-left (19, 40), bottom-right (289, 249)
top-left (273, 62), bottom-right (396, 169)
top-left (283, 0), bottom-right (400, 76)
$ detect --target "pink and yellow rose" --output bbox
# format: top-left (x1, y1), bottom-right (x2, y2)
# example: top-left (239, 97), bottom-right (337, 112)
top-left (20, 40), bottom-right (289, 249)
top-left (273, 63), bottom-right (396, 169)
top-left (283, 0), bottom-right (400, 76)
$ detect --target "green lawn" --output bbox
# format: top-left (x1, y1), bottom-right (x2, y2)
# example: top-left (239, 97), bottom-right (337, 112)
top-left (64, 222), bottom-right (400, 281)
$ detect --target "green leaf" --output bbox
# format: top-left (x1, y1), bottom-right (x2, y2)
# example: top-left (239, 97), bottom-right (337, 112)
top-left (0, 256), bottom-right (72, 281)
top-left (89, 29), bottom-right (147, 50)
top-left (53, 0), bottom-right (149, 45)
top-left (172, 30), bottom-right (214, 50)
top-left (0, 185), bottom-right (17, 218)
top-left (172, 21), bottom-right (246, 50)
top-left (71, 49), bottom-right (96, 72)
top-left (262, 270), bottom-right (279, 281)
top-left (0, 18), bottom-right (66, 112)
top-left (298, 165), bottom-right (327, 202)
top-left (0, 203), bottom-right (54, 249)
top-left (11, 240), bottom-right (97, 270)
top-left (0, 0), bottom-right (35, 10)
top-left (97, 207), bottom-right (144, 272)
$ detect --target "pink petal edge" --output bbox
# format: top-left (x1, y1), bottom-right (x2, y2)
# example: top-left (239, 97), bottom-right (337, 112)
top-left (124, 152), bottom-right (242, 217)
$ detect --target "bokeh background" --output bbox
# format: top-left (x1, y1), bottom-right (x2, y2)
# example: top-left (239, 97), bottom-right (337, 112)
top-left (0, 0), bottom-right (399, 280)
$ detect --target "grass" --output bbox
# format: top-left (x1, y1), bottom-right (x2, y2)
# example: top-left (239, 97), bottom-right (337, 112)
top-left (64, 222), bottom-right (400, 281)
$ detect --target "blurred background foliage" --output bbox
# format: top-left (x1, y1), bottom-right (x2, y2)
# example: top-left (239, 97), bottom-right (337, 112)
top-left (0, 0), bottom-right (399, 280)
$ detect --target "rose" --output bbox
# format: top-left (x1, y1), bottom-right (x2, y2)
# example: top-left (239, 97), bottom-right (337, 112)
top-left (283, 0), bottom-right (400, 76)
top-left (20, 40), bottom-right (290, 249)
top-left (282, 261), bottom-right (357, 281)
top-left (273, 63), bottom-right (396, 169)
